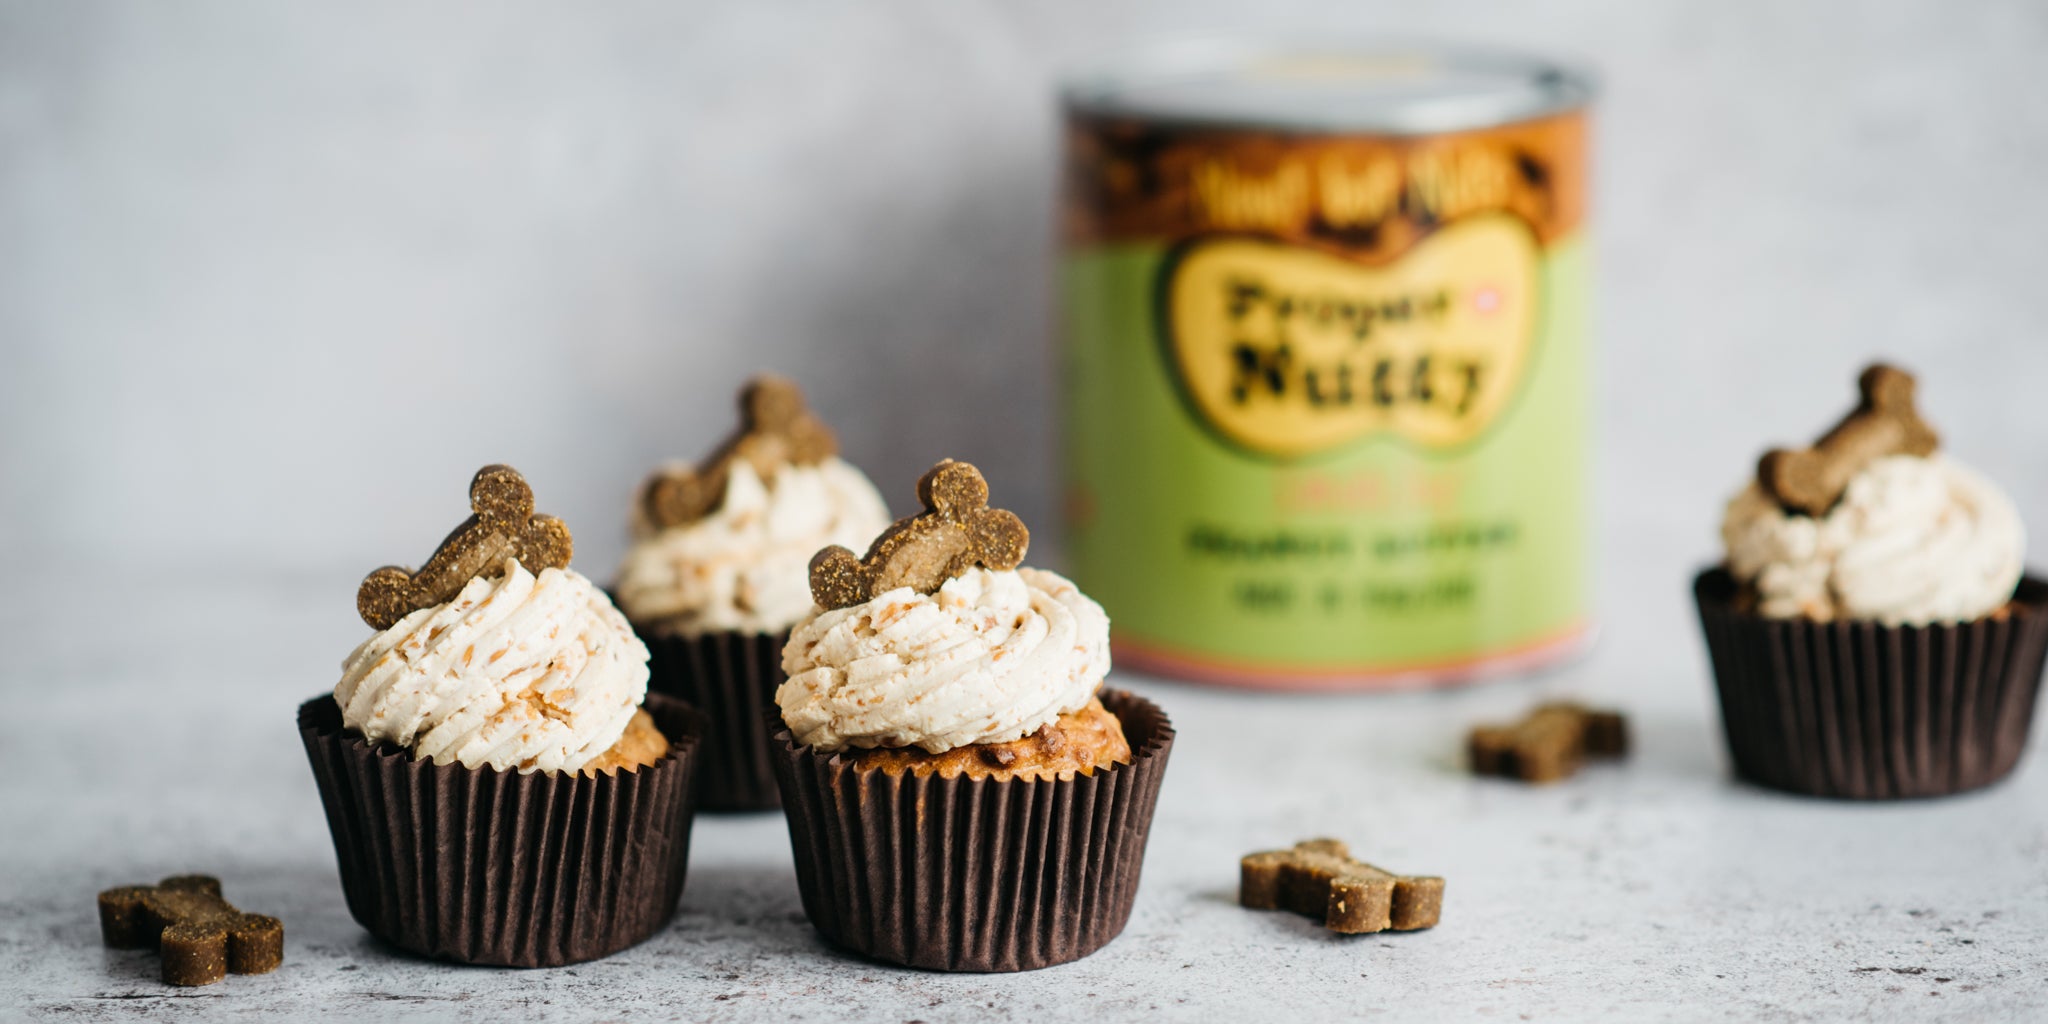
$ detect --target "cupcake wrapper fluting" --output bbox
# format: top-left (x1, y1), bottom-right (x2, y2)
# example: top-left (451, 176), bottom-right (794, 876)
top-left (1694, 569), bottom-right (2048, 800)
top-left (769, 688), bottom-right (1174, 972)
top-left (640, 628), bottom-right (788, 811)
top-left (297, 692), bottom-right (703, 967)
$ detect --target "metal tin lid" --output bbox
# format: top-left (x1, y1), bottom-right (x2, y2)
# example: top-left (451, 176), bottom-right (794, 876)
top-left (1061, 40), bottom-right (1595, 135)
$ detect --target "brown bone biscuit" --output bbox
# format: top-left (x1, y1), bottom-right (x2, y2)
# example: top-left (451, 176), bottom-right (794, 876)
top-left (808, 459), bottom-right (1028, 609)
top-left (1240, 839), bottom-right (1444, 934)
top-left (1757, 363), bottom-right (1940, 516)
top-left (356, 463), bottom-right (574, 630)
top-left (1468, 701), bottom-right (1629, 783)
top-left (97, 875), bottom-right (283, 986)
top-left (640, 374), bottom-right (839, 529)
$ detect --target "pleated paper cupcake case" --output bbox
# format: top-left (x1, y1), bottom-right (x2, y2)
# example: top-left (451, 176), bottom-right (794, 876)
top-left (1695, 569), bottom-right (2048, 799)
top-left (298, 693), bottom-right (703, 967)
top-left (640, 628), bottom-right (788, 811)
top-left (769, 689), bottom-right (1174, 972)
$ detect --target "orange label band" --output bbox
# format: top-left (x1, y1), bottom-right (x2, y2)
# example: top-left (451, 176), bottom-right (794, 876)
top-left (1063, 113), bottom-right (1588, 255)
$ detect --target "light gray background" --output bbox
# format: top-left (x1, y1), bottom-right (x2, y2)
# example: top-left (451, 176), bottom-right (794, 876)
top-left (4, 2), bottom-right (2047, 1022)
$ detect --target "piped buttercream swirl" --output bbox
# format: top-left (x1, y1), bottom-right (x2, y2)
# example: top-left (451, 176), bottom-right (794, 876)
top-left (335, 559), bottom-right (651, 773)
top-left (776, 567), bottom-right (1111, 754)
top-left (1722, 454), bottom-right (2025, 624)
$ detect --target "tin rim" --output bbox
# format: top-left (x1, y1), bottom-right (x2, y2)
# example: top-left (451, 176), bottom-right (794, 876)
top-left (1060, 37), bottom-right (1596, 135)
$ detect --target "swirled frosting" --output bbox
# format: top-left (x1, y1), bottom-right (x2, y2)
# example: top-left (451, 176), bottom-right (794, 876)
top-left (335, 559), bottom-right (652, 773)
top-left (614, 457), bottom-right (890, 636)
top-left (1722, 454), bottom-right (2025, 624)
top-left (776, 567), bottom-right (1112, 754)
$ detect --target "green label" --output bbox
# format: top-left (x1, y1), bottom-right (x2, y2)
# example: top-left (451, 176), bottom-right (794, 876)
top-left (1061, 236), bottom-right (1591, 679)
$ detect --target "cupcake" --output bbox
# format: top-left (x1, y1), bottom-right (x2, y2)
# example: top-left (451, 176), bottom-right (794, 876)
top-left (1695, 364), bottom-right (2048, 799)
top-left (770, 458), bottom-right (1175, 972)
top-left (298, 464), bottom-right (701, 967)
top-left (614, 374), bottom-right (890, 810)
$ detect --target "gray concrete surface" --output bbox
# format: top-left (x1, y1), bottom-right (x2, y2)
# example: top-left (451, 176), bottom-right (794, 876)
top-left (5, 1), bottom-right (2048, 1021)
top-left (3, 567), bottom-right (2046, 1023)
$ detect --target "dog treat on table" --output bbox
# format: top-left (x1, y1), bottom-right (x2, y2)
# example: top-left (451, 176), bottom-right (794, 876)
top-left (1240, 838), bottom-right (1443, 935)
top-left (1468, 702), bottom-right (1629, 783)
top-left (97, 876), bottom-right (283, 986)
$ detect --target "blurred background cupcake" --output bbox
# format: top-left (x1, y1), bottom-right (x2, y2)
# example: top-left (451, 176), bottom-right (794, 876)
top-left (615, 375), bottom-right (890, 810)
top-left (1695, 364), bottom-right (2048, 799)
top-left (770, 459), bottom-right (1173, 972)
top-left (299, 464), bottom-right (701, 967)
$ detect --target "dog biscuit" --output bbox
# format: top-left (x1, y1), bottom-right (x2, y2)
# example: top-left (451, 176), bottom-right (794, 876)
top-left (356, 463), bottom-right (573, 630)
top-left (809, 459), bottom-right (1027, 609)
top-left (1240, 838), bottom-right (1443, 934)
top-left (98, 876), bottom-right (282, 986)
top-left (1758, 363), bottom-right (1939, 516)
top-left (1469, 701), bottom-right (1628, 783)
top-left (640, 374), bottom-right (839, 529)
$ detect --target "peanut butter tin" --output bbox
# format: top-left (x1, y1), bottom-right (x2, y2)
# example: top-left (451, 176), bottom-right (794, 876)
top-left (1060, 43), bottom-right (1595, 688)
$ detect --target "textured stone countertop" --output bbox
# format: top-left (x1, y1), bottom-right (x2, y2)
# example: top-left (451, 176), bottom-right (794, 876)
top-left (3, 567), bottom-right (2045, 1024)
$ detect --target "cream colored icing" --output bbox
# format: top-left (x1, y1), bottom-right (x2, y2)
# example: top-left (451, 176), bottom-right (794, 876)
top-left (335, 559), bottom-right (651, 773)
top-left (1722, 454), bottom-right (2025, 624)
top-left (614, 457), bottom-right (890, 636)
top-left (776, 567), bottom-right (1111, 754)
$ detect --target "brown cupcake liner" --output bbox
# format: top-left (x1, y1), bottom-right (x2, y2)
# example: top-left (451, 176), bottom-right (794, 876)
top-left (640, 627), bottom-right (788, 811)
top-left (1694, 568), bottom-right (2048, 799)
top-left (769, 688), bottom-right (1175, 972)
top-left (297, 692), bottom-right (703, 967)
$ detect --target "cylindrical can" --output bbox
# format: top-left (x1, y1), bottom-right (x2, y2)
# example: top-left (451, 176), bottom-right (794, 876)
top-left (1059, 42), bottom-right (1595, 689)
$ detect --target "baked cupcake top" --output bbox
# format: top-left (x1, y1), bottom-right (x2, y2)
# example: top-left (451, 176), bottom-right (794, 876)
top-left (1720, 364), bottom-right (2025, 624)
top-left (336, 464), bottom-right (653, 774)
top-left (776, 459), bottom-right (1112, 755)
top-left (614, 374), bottom-right (890, 637)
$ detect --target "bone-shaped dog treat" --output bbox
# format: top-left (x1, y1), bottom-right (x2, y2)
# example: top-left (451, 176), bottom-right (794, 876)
top-left (356, 464), bottom-right (574, 630)
top-left (97, 875), bottom-right (283, 986)
top-left (1757, 363), bottom-right (1940, 516)
top-left (1240, 839), bottom-right (1444, 934)
top-left (808, 459), bottom-right (1028, 609)
top-left (1468, 701), bottom-right (1629, 783)
top-left (640, 374), bottom-right (839, 529)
